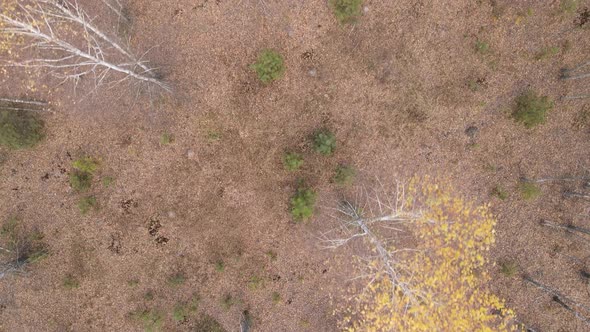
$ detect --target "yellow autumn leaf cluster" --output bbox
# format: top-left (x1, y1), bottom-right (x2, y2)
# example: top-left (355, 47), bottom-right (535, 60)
top-left (340, 180), bottom-right (519, 332)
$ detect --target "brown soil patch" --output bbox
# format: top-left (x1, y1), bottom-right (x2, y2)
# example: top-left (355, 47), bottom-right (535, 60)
top-left (2, 0), bottom-right (590, 331)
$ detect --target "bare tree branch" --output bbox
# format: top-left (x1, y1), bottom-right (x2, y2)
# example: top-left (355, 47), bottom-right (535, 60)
top-left (0, 0), bottom-right (170, 92)
top-left (320, 182), bottom-right (424, 304)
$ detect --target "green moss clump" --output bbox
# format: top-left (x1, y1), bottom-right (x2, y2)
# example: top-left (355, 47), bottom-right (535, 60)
top-left (330, 0), bottom-right (363, 24)
top-left (290, 186), bottom-right (317, 222)
top-left (512, 91), bottom-right (553, 128)
top-left (0, 110), bottom-right (44, 149)
top-left (250, 50), bottom-right (285, 83)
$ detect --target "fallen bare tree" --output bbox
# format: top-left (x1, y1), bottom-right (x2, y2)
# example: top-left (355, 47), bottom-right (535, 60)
top-left (323, 179), bottom-right (520, 331)
top-left (525, 276), bottom-right (590, 326)
top-left (0, 98), bottom-right (49, 113)
top-left (0, 0), bottom-right (170, 92)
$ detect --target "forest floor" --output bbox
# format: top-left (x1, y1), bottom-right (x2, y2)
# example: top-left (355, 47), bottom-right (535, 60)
top-left (1, 0), bottom-right (590, 331)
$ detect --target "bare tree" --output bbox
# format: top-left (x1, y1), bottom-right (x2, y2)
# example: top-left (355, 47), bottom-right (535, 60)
top-left (0, 0), bottom-right (170, 92)
top-left (319, 181), bottom-right (423, 304)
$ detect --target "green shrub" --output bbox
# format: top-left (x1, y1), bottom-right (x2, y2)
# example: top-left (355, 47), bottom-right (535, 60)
top-left (248, 276), bottom-right (264, 290)
top-left (312, 129), bottom-right (336, 156)
top-left (330, 0), bottom-right (363, 24)
top-left (102, 176), bottom-right (115, 188)
top-left (70, 171), bottom-right (93, 192)
top-left (283, 152), bottom-right (303, 171)
top-left (535, 46), bottom-right (560, 60)
top-left (490, 185), bottom-right (508, 200)
top-left (144, 291), bottom-right (155, 301)
top-left (519, 182), bottom-right (541, 200)
top-left (70, 157), bottom-right (100, 192)
top-left (499, 260), bottom-right (519, 277)
top-left (1, 217), bottom-right (18, 244)
top-left (560, 0), bottom-right (579, 13)
top-left (573, 106), bottom-right (590, 129)
top-left (290, 186), bottom-right (317, 221)
top-left (26, 247), bottom-right (48, 263)
top-left (172, 298), bottom-right (198, 322)
top-left (333, 164), bottom-right (356, 185)
top-left (160, 133), bottom-right (173, 145)
top-left (207, 130), bottom-right (222, 142)
top-left (194, 315), bottom-right (227, 332)
top-left (221, 294), bottom-right (237, 310)
top-left (168, 272), bottom-right (186, 286)
top-left (0, 110), bottom-right (44, 149)
top-left (214, 260), bottom-right (225, 272)
top-left (272, 291), bottom-right (281, 304)
top-left (132, 309), bottom-right (163, 332)
top-left (474, 40), bottom-right (490, 54)
top-left (512, 90), bottom-right (553, 128)
top-left (250, 50), bottom-right (285, 83)
top-left (265, 250), bottom-right (277, 261)
top-left (172, 305), bottom-right (187, 322)
top-left (72, 157), bottom-right (100, 174)
top-left (1, 217), bottom-right (47, 265)
top-left (78, 196), bottom-right (98, 215)
top-left (63, 274), bottom-right (80, 289)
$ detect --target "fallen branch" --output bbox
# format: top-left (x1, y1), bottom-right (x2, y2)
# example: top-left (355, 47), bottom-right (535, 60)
top-left (540, 219), bottom-right (590, 236)
top-left (525, 276), bottom-right (590, 326)
top-left (521, 176), bottom-right (590, 184)
top-left (564, 191), bottom-right (590, 200)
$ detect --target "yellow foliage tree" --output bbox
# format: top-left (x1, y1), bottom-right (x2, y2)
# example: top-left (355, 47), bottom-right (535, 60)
top-left (325, 179), bottom-right (520, 331)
